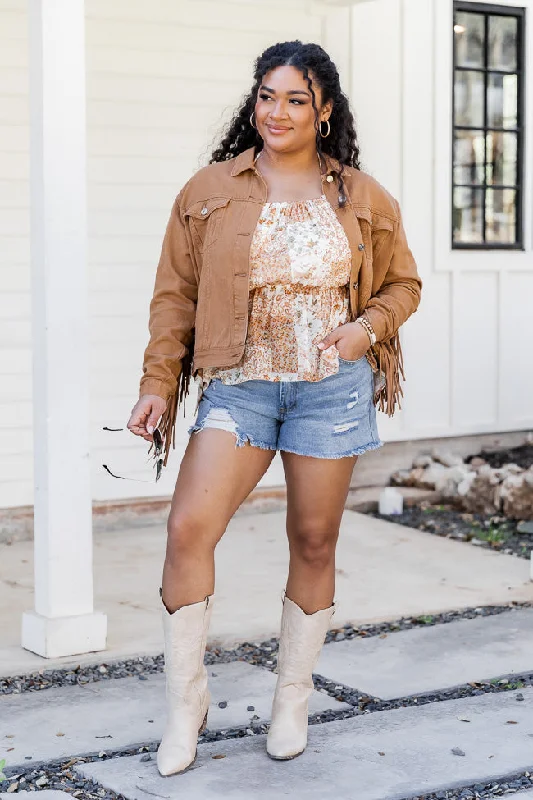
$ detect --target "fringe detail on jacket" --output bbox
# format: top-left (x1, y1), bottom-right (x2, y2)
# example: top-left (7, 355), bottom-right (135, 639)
top-left (153, 333), bottom-right (195, 469)
top-left (368, 333), bottom-right (405, 417)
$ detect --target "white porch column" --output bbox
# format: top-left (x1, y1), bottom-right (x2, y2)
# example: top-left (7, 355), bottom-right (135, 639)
top-left (22, 0), bottom-right (107, 658)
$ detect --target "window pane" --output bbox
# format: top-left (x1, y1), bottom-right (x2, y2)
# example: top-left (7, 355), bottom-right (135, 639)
top-left (454, 70), bottom-right (484, 127)
top-left (454, 130), bottom-right (485, 184)
top-left (485, 188), bottom-right (516, 243)
top-left (455, 11), bottom-right (485, 68)
top-left (453, 187), bottom-right (484, 244)
top-left (488, 15), bottom-right (518, 72)
top-left (486, 132), bottom-right (517, 186)
top-left (487, 73), bottom-right (517, 128)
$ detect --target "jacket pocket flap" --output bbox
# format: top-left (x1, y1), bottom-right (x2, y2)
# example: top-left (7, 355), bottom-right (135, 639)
top-left (353, 205), bottom-right (395, 231)
top-left (185, 197), bottom-right (230, 220)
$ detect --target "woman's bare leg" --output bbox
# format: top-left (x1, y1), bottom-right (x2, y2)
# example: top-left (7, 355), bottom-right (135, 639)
top-left (162, 430), bottom-right (276, 612)
top-left (281, 451), bottom-right (358, 613)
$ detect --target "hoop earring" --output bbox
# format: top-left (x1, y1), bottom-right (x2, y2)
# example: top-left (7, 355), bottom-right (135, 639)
top-left (319, 119), bottom-right (331, 138)
top-left (250, 112), bottom-right (257, 130)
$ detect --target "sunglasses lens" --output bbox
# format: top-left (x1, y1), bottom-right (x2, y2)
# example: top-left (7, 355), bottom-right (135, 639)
top-left (153, 429), bottom-right (163, 456)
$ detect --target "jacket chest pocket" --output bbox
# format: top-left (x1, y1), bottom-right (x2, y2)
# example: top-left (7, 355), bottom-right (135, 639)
top-left (354, 207), bottom-right (394, 267)
top-left (184, 196), bottom-right (230, 253)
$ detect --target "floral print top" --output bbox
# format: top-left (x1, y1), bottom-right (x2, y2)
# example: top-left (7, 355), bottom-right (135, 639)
top-left (198, 194), bottom-right (352, 388)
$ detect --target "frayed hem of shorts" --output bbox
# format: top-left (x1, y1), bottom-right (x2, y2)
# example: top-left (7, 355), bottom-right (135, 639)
top-left (187, 422), bottom-right (276, 453)
top-left (278, 439), bottom-right (384, 460)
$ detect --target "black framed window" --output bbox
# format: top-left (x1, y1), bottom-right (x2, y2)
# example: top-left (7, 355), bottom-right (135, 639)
top-left (452, 2), bottom-right (525, 248)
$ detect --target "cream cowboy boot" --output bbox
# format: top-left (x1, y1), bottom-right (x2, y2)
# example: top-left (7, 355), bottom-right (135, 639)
top-left (266, 592), bottom-right (336, 760)
top-left (156, 588), bottom-right (214, 776)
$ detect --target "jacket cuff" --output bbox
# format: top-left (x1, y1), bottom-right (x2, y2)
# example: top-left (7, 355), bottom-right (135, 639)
top-left (139, 378), bottom-right (174, 402)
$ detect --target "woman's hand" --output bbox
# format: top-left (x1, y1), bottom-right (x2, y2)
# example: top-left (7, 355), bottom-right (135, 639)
top-left (127, 395), bottom-right (167, 443)
top-left (317, 322), bottom-right (371, 362)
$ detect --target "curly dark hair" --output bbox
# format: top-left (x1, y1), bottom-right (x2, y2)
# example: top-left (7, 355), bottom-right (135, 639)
top-left (209, 40), bottom-right (360, 207)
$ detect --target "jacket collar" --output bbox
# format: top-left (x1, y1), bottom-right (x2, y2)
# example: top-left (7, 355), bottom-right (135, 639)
top-left (230, 145), bottom-right (342, 178)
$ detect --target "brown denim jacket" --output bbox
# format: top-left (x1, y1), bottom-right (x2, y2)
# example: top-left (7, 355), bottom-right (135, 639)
top-left (139, 146), bottom-right (422, 465)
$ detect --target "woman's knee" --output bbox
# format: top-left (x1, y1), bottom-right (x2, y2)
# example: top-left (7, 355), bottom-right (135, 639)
top-left (289, 524), bottom-right (338, 568)
top-left (166, 514), bottom-right (212, 561)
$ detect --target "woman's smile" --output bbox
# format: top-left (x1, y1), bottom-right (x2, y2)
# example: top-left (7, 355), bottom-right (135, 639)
top-left (266, 123), bottom-right (292, 134)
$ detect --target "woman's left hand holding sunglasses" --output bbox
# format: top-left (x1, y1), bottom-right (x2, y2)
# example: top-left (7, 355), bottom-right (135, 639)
top-left (127, 395), bottom-right (167, 443)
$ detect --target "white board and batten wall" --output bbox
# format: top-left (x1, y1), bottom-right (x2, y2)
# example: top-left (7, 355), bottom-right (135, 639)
top-left (349, 0), bottom-right (533, 444)
top-left (0, 0), bottom-right (531, 510)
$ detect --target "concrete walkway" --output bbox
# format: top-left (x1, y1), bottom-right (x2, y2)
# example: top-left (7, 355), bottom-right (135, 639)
top-left (3, 608), bottom-right (533, 798)
top-left (75, 689), bottom-right (533, 800)
top-left (2, 508), bottom-right (533, 799)
top-left (1, 509), bottom-right (532, 677)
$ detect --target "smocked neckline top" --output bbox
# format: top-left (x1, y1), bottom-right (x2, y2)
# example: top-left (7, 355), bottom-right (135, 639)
top-left (264, 193), bottom-right (326, 205)
top-left (199, 194), bottom-right (353, 387)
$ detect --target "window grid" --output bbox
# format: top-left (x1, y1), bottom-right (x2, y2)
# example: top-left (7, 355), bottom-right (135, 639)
top-left (452, 1), bottom-right (525, 250)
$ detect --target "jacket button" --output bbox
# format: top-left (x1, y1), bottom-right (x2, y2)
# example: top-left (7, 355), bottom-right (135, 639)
top-left (358, 243), bottom-right (365, 250)
top-left (326, 175), bottom-right (334, 183)
top-left (201, 206), bottom-right (208, 215)
top-left (352, 282), bottom-right (358, 290)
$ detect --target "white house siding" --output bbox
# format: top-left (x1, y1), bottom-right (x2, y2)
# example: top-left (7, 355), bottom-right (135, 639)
top-left (0, 0), bottom-right (353, 507)
top-left (349, 0), bottom-right (533, 444)
top-left (0, 1), bottom-right (32, 509)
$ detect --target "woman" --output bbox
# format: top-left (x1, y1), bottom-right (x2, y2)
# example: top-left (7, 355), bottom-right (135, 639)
top-left (127, 41), bottom-right (421, 776)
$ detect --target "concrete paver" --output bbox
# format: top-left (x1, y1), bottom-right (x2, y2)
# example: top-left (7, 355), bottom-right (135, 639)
top-left (0, 661), bottom-right (349, 767)
top-left (2, 510), bottom-right (532, 677)
top-left (316, 607), bottom-right (533, 699)
top-left (75, 687), bottom-right (533, 800)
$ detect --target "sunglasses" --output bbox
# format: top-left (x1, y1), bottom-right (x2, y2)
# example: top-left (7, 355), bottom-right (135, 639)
top-left (102, 426), bottom-right (164, 483)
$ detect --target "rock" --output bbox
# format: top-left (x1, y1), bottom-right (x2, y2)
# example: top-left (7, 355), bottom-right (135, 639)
top-left (451, 746), bottom-right (466, 756)
top-left (457, 473), bottom-right (477, 497)
top-left (461, 466), bottom-right (501, 515)
top-left (431, 448), bottom-right (464, 467)
top-left (497, 463), bottom-right (524, 479)
top-left (390, 469), bottom-right (413, 487)
top-left (517, 521), bottom-right (533, 534)
top-left (412, 454), bottom-right (434, 469)
top-left (498, 468), bottom-right (533, 520)
top-left (416, 463), bottom-right (447, 490)
top-left (434, 465), bottom-right (475, 498)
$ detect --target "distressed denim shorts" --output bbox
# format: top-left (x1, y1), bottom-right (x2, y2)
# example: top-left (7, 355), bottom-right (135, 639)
top-left (187, 355), bottom-right (382, 459)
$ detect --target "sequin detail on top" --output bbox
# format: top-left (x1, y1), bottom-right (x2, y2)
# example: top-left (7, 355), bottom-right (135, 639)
top-left (200, 194), bottom-right (353, 387)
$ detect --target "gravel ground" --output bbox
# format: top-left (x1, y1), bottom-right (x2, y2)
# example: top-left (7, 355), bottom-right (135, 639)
top-left (370, 504), bottom-right (532, 560)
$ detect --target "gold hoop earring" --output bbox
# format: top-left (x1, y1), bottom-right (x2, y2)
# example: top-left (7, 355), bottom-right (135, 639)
top-left (250, 112), bottom-right (257, 130)
top-left (320, 119), bottom-right (331, 138)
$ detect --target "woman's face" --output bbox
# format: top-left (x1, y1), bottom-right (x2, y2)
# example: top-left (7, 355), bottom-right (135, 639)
top-left (254, 65), bottom-right (332, 154)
